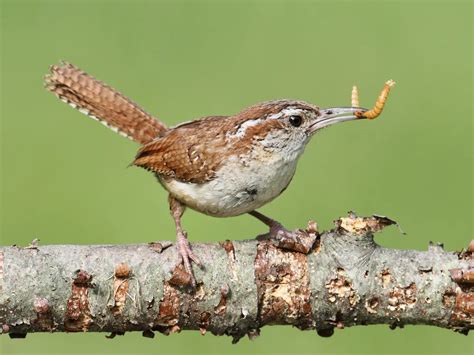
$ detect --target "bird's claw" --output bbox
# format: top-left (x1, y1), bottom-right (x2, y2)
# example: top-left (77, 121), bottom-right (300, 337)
top-left (176, 231), bottom-right (201, 287)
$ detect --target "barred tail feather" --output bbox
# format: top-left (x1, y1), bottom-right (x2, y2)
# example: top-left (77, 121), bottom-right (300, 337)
top-left (45, 62), bottom-right (167, 144)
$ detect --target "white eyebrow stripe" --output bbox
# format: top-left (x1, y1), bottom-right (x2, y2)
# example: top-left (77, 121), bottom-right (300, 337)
top-left (268, 107), bottom-right (303, 120)
top-left (281, 108), bottom-right (303, 116)
top-left (227, 107), bottom-right (306, 139)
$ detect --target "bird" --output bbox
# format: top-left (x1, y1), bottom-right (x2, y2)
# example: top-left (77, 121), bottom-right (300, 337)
top-left (45, 62), bottom-right (393, 285)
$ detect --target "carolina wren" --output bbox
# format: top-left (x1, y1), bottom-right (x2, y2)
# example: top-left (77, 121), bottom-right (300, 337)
top-left (45, 62), bottom-right (392, 285)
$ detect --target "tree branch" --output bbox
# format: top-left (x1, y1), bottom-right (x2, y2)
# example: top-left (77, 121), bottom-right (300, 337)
top-left (0, 213), bottom-right (472, 342)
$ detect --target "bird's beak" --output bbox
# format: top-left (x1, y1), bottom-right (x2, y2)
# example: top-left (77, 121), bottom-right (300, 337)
top-left (308, 107), bottom-right (369, 134)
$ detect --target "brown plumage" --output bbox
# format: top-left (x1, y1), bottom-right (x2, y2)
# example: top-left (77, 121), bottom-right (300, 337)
top-left (133, 100), bottom-right (320, 184)
top-left (45, 62), bottom-right (167, 144)
top-left (133, 115), bottom-right (228, 183)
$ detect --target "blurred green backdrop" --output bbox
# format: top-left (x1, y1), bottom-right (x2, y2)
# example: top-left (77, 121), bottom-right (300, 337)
top-left (1, 0), bottom-right (472, 354)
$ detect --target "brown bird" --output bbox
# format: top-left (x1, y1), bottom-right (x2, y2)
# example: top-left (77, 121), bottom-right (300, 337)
top-left (45, 62), bottom-right (392, 285)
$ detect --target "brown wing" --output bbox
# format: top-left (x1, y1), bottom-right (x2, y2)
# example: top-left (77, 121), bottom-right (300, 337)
top-left (133, 116), bottom-right (230, 183)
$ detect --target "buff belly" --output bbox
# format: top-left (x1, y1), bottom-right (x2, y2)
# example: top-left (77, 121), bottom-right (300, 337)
top-left (160, 154), bottom-right (299, 217)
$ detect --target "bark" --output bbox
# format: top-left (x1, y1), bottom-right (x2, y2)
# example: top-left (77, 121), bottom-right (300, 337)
top-left (0, 213), bottom-right (472, 342)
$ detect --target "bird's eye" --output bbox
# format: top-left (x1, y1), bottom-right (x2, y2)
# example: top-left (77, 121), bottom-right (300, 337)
top-left (289, 115), bottom-right (303, 127)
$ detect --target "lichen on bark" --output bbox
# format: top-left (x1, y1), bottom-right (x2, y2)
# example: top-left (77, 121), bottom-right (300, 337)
top-left (0, 214), bottom-right (472, 342)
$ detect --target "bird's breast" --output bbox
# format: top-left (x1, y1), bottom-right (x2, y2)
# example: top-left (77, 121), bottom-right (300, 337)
top-left (161, 150), bottom-right (300, 217)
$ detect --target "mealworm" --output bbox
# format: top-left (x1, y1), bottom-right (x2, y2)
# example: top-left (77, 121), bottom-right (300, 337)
top-left (355, 80), bottom-right (396, 119)
top-left (351, 85), bottom-right (360, 107)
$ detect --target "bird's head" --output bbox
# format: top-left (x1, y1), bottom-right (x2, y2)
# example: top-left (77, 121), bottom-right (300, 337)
top-left (230, 99), bottom-right (369, 158)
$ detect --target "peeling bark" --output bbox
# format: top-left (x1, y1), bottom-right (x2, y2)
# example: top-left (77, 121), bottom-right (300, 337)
top-left (0, 214), bottom-right (472, 342)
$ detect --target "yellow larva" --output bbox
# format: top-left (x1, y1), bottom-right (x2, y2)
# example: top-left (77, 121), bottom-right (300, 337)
top-left (354, 80), bottom-right (396, 119)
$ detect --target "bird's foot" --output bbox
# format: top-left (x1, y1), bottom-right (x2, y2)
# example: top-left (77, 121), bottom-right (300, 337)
top-left (256, 221), bottom-right (296, 240)
top-left (176, 231), bottom-right (201, 287)
top-left (258, 220), bottom-right (319, 254)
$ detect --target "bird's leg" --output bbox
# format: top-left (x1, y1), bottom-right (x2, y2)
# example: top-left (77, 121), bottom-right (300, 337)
top-left (169, 195), bottom-right (201, 286)
top-left (249, 210), bottom-right (300, 241)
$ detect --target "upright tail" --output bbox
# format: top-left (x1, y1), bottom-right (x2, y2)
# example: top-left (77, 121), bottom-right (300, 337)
top-left (45, 62), bottom-right (167, 144)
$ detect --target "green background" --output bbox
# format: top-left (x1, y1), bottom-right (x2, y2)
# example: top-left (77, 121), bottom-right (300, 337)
top-left (1, 0), bottom-right (472, 354)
